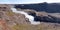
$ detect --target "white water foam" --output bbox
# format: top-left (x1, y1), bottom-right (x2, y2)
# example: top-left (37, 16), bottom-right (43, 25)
top-left (11, 7), bottom-right (40, 25)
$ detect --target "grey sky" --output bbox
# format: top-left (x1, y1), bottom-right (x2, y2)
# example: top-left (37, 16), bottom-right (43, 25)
top-left (0, 0), bottom-right (60, 4)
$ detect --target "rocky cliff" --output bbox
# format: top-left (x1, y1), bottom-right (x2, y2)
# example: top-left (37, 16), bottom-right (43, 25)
top-left (0, 4), bottom-right (60, 30)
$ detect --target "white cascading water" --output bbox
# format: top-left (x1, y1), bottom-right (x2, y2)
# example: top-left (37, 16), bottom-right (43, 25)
top-left (11, 7), bottom-right (40, 25)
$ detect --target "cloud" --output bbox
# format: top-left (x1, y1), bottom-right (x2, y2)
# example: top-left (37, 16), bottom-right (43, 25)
top-left (0, 0), bottom-right (21, 4)
top-left (0, 0), bottom-right (60, 4)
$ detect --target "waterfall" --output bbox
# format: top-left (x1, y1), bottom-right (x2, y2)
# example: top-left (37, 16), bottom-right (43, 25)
top-left (11, 7), bottom-right (40, 25)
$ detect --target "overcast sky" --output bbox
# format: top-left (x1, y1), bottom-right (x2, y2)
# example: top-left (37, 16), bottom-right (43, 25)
top-left (0, 0), bottom-right (60, 4)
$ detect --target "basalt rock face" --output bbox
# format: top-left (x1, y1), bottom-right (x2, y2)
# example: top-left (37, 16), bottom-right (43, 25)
top-left (34, 15), bottom-right (58, 23)
top-left (35, 13), bottom-right (60, 24)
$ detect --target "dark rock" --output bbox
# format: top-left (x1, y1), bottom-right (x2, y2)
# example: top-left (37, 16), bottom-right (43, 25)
top-left (14, 3), bottom-right (60, 13)
top-left (34, 15), bottom-right (60, 23)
